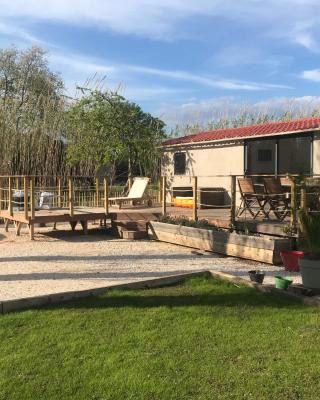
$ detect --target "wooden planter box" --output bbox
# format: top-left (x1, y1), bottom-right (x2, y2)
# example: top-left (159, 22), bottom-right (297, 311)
top-left (148, 221), bottom-right (292, 265)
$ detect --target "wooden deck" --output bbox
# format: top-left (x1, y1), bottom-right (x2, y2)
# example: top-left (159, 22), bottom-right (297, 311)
top-left (0, 207), bottom-right (108, 239)
top-left (0, 203), bottom-right (289, 239)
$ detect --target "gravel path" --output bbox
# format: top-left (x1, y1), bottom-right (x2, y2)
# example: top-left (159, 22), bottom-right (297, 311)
top-left (0, 224), bottom-right (301, 301)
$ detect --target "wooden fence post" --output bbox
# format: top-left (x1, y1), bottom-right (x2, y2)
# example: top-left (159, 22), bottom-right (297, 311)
top-left (162, 176), bottom-right (167, 216)
top-left (69, 178), bottom-right (74, 217)
top-left (290, 179), bottom-right (297, 233)
top-left (24, 176), bottom-right (29, 220)
top-left (104, 177), bottom-right (109, 214)
top-left (299, 185), bottom-right (307, 234)
top-left (193, 176), bottom-right (198, 221)
top-left (58, 177), bottom-right (62, 208)
top-left (8, 177), bottom-right (13, 217)
top-left (29, 177), bottom-right (35, 240)
top-left (300, 186), bottom-right (307, 210)
top-left (95, 177), bottom-right (100, 207)
top-left (158, 177), bottom-right (162, 204)
top-left (230, 175), bottom-right (237, 227)
top-left (0, 177), bottom-right (2, 211)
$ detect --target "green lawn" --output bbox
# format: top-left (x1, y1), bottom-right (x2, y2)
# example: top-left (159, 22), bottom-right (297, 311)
top-left (1, 276), bottom-right (320, 400)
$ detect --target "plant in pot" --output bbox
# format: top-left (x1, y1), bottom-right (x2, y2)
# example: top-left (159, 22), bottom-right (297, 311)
top-left (298, 209), bottom-right (320, 289)
top-left (280, 175), bottom-right (304, 272)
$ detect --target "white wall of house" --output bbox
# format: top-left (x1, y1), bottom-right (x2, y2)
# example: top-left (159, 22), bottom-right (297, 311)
top-left (162, 142), bottom-right (244, 204)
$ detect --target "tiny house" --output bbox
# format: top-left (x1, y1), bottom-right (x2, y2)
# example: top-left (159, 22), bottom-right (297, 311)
top-left (161, 117), bottom-right (320, 206)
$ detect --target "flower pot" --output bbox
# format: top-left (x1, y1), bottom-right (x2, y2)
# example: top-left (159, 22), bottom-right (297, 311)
top-left (299, 257), bottom-right (320, 289)
top-left (280, 250), bottom-right (304, 272)
top-left (275, 276), bottom-right (293, 290)
top-left (248, 270), bottom-right (265, 284)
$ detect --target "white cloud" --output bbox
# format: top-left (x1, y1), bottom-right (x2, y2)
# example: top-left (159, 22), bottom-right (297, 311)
top-left (49, 53), bottom-right (116, 74)
top-left (129, 64), bottom-right (292, 90)
top-left (0, 21), bottom-right (48, 45)
top-left (301, 69), bottom-right (320, 82)
top-left (0, 0), bottom-right (319, 47)
top-left (49, 51), bottom-right (292, 95)
top-left (0, 0), bottom-right (217, 39)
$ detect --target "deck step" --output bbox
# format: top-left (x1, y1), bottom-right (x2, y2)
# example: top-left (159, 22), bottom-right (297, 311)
top-left (111, 220), bottom-right (148, 239)
top-left (121, 230), bottom-right (148, 240)
top-left (110, 212), bottom-right (160, 222)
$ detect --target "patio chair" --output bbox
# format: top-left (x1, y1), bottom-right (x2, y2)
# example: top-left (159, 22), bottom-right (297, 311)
top-left (263, 177), bottom-right (290, 221)
top-left (237, 178), bottom-right (269, 219)
top-left (108, 177), bottom-right (152, 209)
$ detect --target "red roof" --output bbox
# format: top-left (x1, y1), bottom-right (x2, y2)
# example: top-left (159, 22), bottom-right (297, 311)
top-left (162, 117), bottom-right (320, 147)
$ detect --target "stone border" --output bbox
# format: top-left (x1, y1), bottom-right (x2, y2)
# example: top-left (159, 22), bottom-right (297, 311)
top-left (0, 271), bottom-right (206, 314)
top-left (1, 269), bottom-right (320, 314)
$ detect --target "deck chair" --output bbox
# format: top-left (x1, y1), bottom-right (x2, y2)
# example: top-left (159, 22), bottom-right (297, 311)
top-left (108, 177), bottom-right (151, 209)
top-left (237, 178), bottom-right (269, 219)
top-left (263, 177), bottom-right (290, 221)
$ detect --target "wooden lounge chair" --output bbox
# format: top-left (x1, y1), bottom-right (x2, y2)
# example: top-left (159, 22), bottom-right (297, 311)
top-left (263, 177), bottom-right (290, 221)
top-left (108, 177), bottom-right (151, 209)
top-left (237, 177), bottom-right (269, 219)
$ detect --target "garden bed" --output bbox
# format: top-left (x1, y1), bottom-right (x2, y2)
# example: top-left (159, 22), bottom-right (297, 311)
top-left (148, 220), bottom-right (292, 264)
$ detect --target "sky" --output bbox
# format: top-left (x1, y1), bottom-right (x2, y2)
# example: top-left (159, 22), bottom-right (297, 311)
top-left (1, 0), bottom-right (320, 128)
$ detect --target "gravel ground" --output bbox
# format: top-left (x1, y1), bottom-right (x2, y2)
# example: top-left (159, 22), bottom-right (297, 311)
top-left (0, 223), bottom-right (301, 301)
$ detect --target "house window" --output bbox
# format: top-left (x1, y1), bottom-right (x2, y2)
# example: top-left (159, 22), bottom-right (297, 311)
top-left (174, 152), bottom-right (186, 175)
top-left (258, 149), bottom-right (272, 162)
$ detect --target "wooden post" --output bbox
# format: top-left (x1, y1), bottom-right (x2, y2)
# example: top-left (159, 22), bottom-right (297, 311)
top-left (161, 176), bottom-right (167, 215)
top-left (230, 175), bottom-right (237, 227)
top-left (290, 179), bottom-right (297, 233)
top-left (193, 176), bottom-right (198, 221)
top-left (95, 177), bottom-right (99, 207)
top-left (0, 178), bottom-right (2, 211)
top-left (23, 176), bottom-right (29, 220)
top-left (104, 177), bottom-right (109, 214)
top-left (299, 185), bottom-right (307, 234)
top-left (16, 177), bottom-right (19, 190)
top-left (58, 177), bottom-right (62, 208)
top-left (300, 186), bottom-right (307, 210)
top-left (69, 178), bottom-right (74, 217)
top-left (8, 177), bottom-right (13, 217)
top-left (158, 177), bottom-right (162, 203)
top-left (29, 177), bottom-right (35, 240)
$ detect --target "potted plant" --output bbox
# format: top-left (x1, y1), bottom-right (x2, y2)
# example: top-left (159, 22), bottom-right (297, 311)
top-left (298, 209), bottom-right (320, 289)
top-left (275, 276), bottom-right (293, 290)
top-left (280, 250), bottom-right (304, 272)
top-left (280, 176), bottom-right (304, 271)
top-left (248, 270), bottom-right (265, 284)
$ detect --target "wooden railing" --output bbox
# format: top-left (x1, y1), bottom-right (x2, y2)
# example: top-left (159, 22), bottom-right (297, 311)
top-left (0, 175), bottom-right (160, 219)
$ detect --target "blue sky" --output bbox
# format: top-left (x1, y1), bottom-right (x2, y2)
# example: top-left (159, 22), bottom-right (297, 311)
top-left (1, 0), bottom-right (320, 127)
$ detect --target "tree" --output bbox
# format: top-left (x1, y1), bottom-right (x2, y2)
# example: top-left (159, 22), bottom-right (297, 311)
top-left (0, 46), bottom-right (67, 176)
top-left (67, 89), bottom-right (166, 182)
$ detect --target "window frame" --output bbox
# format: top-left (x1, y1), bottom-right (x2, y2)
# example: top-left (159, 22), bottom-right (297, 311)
top-left (173, 152), bottom-right (187, 175)
top-left (244, 132), bottom-right (314, 176)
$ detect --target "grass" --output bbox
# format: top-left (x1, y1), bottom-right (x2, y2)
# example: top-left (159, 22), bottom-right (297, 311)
top-left (1, 276), bottom-right (320, 399)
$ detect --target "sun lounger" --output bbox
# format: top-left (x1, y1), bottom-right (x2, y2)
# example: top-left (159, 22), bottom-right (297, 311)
top-left (108, 177), bottom-right (151, 209)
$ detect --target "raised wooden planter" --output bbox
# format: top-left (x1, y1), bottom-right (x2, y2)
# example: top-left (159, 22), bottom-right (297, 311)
top-left (148, 221), bottom-right (292, 265)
